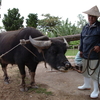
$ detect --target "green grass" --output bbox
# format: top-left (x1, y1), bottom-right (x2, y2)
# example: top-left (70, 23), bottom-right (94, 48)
top-left (34, 88), bottom-right (52, 95)
top-left (66, 49), bottom-right (78, 56)
top-left (28, 87), bottom-right (53, 95)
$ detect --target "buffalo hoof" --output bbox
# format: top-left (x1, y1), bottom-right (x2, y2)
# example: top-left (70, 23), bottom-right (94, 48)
top-left (4, 81), bottom-right (9, 84)
top-left (20, 87), bottom-right (28, 92)
top-left (32, 85), bottom-right (39, 89)
top-left (4, 79), bottom-right (9, 84)
top-left (30, 82), bottom-right (39, 89)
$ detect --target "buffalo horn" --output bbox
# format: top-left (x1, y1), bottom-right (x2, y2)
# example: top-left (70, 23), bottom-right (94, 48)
top-left (63, 38), bottom-right (69, 47)
top-left (29, 36), bottom-right (52, 49)
top-left (34, 35), bottom-right (49, 40)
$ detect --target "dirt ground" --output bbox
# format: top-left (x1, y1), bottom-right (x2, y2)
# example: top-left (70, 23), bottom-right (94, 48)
top-left (0, 59), bottom-right (100, 100)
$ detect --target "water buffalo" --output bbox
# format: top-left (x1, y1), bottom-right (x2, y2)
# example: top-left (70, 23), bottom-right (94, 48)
top-left (0, 27), bottom-right (71, 91)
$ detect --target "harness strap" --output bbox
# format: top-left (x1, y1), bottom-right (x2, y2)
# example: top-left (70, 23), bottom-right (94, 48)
top-left (41, 51), bottom-right (47, 68)
top-left (0, 40), bottom-right (47, 69)
top-left (21, 44), bottom-right (47, 68)
top-left (21, 45), bottom-right (37, 58)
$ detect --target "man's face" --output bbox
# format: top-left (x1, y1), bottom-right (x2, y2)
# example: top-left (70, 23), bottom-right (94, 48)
top-left (88, 15), bottom-right (97, 25)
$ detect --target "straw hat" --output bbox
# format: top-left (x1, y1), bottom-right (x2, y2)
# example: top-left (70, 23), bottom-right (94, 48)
top-left (83, 6), bottom-right (100, 17)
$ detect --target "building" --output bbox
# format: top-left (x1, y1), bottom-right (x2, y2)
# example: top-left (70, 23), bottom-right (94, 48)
top-left (0, 0), bottom-right (1, 18)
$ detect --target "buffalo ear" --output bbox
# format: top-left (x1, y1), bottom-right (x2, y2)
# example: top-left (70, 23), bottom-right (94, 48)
top-left (29, 36), bottom-right (52, 53)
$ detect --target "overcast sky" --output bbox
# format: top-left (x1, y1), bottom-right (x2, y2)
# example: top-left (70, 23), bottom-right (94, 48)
top-left (0, 0), bottom-right (100, 26)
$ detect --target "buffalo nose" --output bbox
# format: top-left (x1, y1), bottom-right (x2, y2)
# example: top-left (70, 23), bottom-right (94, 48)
top-left (64, 61), bottom-right (71, 69)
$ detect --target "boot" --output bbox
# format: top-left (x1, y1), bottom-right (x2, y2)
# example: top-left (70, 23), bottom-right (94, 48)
top-left (90, 79), bottom-right (99, 98)
top-left (78, 77), bottom-right (91, 90)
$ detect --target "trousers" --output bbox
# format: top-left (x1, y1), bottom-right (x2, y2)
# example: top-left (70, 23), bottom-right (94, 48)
top-left (82, 59), bottom-right (100, 83)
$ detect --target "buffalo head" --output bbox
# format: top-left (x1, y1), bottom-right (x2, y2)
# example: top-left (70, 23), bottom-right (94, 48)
top-left (29, 36), bottom-right (71, 71)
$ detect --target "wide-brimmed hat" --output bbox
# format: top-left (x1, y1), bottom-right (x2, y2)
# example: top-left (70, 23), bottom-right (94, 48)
top-left (83, 6), bottom-right (100, 17)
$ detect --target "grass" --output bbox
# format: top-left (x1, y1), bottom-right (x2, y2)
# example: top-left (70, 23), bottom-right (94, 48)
top-left (28, 87), bottom-right (53, 95)
top-left (66, 49), bottom-right (78, 56)
top-left (34, 88), bottom-right (52, 95)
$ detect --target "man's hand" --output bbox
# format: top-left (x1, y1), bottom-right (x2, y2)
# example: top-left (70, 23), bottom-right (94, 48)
top-left (80, 51), bottom-right (83, 58)
top-left (93, 46), bottom-right (100, 53)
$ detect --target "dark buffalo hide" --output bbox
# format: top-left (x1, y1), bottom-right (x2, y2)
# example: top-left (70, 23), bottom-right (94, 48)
top-left (0, 27), bottom-right (71, 91)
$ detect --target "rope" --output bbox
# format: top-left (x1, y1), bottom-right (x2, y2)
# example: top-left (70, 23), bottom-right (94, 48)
top-left (0, 39), bottom-right (47, 69)
top-left (81, 48), bottom-right (100, 76)
top-left (97, 65), bottom-right (100, 90)
top-left (41, 51), bottom-right (47, 68)
top-left (21, 45), bottom-right (37, 58)
top-left (0, 43), bottom-right (20, 58)
top-left (0, 39), bottom-right (38, 58)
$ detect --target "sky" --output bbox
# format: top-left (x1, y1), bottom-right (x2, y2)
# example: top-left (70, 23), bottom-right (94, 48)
top-left (0, 0), bottom-right (100, 26)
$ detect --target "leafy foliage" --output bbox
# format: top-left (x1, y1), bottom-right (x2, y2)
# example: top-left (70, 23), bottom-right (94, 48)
top-left (38, 18), bottom-right (81, 37)
top-left (38, 14), bottom-right (61, 32)
top-left (69, 40), bottom-right (80, 49)
top-left (37, 27), bottom-right (56, 37)
top-left (26, 13), bottom-right (38, 28)
top-left (69, 40), bottom-right (80, 45)
top-left (52, 19), bottom-right (80, 37)
top-left (77, 14), bottom-right (87, 29)
top-left (2, 8), bottom-right (24, 31)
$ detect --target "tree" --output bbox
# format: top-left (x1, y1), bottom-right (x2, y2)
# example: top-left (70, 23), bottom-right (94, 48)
top-left (77, 14), bottom-right (87, 29)
top-left (2, 8), bottom-right (24, 31)
top-left (38, 14), bottom-right (61, 32)
top-left (51, 19), bottom-right (79, 37)
top-left (26, 13), bottom-right (38, 28)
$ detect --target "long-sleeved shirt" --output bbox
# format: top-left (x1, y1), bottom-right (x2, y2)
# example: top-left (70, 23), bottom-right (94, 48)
top-left (79, 21), bottom-right (100, 59)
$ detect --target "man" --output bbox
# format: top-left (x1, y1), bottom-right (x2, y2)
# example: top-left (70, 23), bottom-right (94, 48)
top-left (78, 5), bottom-right (100, 99)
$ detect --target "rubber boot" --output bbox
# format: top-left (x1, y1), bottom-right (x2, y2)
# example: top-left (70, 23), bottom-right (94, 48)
top-left (78, 77), bottom-right (91, 90)
top-left (90, 80), bottom-right (99, 98)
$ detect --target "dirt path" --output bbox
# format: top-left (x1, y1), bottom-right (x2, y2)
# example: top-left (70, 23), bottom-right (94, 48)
top-left (0, 59), bottom-right (100, 100)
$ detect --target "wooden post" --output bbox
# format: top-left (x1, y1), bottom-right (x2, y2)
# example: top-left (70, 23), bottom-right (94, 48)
top-left (50, 34), bottom-right (80, 42)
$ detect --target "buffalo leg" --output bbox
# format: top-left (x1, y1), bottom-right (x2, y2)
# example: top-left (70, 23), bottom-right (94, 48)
top-left (18, 64), bottom-right (28, 91)
top-left (27, 63), bottom-right (38, 88)
top-left (1, 64), bottom-right (9, 84)
top-left (19, 74), bottom-right (28, 91)
top-left (29, 71), bottom-right (38, 88)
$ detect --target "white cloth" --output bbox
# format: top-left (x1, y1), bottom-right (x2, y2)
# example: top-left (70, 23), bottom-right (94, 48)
top-left (74, 51), bottom-right (82, 66)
